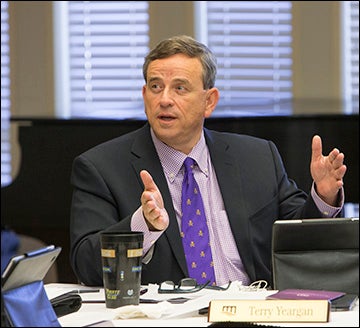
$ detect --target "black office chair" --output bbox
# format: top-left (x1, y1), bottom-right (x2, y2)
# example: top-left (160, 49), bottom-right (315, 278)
top-left (271, 218), bottom-right (359, 295)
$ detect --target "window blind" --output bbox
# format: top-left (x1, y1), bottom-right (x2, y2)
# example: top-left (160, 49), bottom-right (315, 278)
top-left (65, 1), bottom-right (149, 118)
top-left (1, 1), bottom-right (11, 186)
top-left (201, 1), bottom-right (293, 115)
top-left (342, 0), bottom-right (359, 113)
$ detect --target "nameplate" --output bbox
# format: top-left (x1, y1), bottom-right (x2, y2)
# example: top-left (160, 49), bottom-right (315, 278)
top-left (208, 299), bottom-right (330, 323)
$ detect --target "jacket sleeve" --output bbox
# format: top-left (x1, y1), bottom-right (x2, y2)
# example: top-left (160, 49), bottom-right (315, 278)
top-left (69, 154), bottom-right (133, 286)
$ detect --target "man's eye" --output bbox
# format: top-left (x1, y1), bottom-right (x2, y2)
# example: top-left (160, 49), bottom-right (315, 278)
top-left (176, 86), bottom-right (186, 91)
top-left (150, 84), bottom-right (162, 92)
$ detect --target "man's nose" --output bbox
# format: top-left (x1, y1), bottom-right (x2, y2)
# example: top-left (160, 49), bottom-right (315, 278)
top-left (159, 88), bottom-right (174, 106)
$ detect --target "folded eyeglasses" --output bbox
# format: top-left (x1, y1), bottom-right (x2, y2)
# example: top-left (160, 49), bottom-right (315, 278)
top-left (158, 278), bottom-right (232, 294)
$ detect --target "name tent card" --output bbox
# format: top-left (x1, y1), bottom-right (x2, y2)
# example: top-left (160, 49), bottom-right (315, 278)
top-left (208, 299), bottom-right (330, 323)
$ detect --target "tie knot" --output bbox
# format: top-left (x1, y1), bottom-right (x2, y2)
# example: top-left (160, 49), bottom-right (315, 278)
top-left (183, 157), bottom-right (195, 172)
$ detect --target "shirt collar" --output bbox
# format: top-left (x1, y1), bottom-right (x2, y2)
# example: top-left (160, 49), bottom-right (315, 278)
top-left (150, 128), bottom-right (209, 182)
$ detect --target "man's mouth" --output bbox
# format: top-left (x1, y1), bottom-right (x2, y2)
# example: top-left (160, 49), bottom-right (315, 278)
top-left (158, 115), bottom-right (176, 121)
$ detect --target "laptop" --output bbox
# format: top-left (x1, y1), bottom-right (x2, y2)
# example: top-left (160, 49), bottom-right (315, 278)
top-left (1, 245), bottom-right (61, 292)
top-left (271, 217), bottom-right (359, 295)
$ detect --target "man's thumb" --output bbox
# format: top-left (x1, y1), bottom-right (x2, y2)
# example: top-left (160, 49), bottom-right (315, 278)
top-left (311, 135), bottom-right (322, 162)
top-left (140, 170), bottom-right (157, 191)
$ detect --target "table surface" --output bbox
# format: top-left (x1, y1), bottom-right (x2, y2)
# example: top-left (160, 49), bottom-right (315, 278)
top-left (45, 283), bottom-right (359, 327)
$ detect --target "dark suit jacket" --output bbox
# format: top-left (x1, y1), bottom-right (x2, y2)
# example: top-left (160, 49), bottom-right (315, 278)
top-left (70, 123), bottom-right (322, 286)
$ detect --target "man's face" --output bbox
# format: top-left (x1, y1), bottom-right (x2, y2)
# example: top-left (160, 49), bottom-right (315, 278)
top-left (142, 54), bottom-right (218, 154)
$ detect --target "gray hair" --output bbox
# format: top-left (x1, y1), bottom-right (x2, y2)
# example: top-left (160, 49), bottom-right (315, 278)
top-left (143, 35), bottom-right (217, 89)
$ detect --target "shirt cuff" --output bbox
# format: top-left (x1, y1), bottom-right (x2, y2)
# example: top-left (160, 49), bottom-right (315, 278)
top-left (130, 206), bottom-right (164, 263)
top-left (311, 182), bottom-right (344, 217)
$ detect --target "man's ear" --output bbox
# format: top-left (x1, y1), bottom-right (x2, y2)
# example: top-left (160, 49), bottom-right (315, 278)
top-left (204, 87), bottom-right (220, 118)
top-left (142, 84), bottom-right (147, 97)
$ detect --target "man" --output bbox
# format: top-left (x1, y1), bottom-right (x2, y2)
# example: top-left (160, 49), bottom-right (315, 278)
top-left (69, 35), bottom-right (346, 287)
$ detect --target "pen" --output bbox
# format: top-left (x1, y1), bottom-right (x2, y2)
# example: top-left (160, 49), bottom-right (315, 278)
top-left (69, 289), bottom-right (100, 294)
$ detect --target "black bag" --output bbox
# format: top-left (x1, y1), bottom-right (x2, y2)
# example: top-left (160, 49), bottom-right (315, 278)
top-left (271, 218), bottom-right (359, 295)
top-left (50, 292), bottom-right (82, 317)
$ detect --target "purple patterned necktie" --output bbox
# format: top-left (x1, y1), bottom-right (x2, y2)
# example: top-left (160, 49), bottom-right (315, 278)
top-left (181, 157), bottom-right (215, 285)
